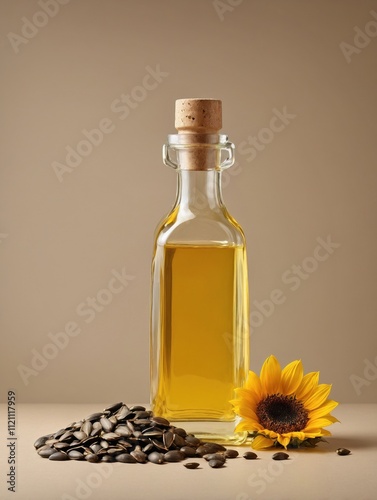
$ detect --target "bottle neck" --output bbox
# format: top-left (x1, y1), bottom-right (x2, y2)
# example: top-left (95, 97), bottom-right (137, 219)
top-left (176, 170), bottom-right (224, 214)
top-left (163, 133), bottom-right (235, 217)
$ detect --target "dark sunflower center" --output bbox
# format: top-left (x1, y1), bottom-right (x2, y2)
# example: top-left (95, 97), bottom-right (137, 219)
top-left (256, 394), bottom-right (309, 434)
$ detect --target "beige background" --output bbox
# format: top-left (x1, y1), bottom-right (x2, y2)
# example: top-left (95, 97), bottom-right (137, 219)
top-left (1, 0), bottom-right (376, 404)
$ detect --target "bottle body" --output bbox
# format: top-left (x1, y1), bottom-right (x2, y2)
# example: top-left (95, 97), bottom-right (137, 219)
top-left (150, 168), bottom-right (249, 443)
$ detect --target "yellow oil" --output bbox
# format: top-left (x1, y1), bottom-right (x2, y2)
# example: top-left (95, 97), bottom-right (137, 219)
top-left (152, 243), bottom-right (249, 424)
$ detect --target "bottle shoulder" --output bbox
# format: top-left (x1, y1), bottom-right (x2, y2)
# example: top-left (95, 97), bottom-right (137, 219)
top-left (154, 206), bottom-right (246, 247)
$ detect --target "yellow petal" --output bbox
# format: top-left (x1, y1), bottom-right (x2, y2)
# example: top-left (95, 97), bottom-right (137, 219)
top-left (277, 435), bottom-right (290, 449)
top-left (304, 384), bottom-right (332, 410)
top-left (259, 429), bottom-right (278, 439)
top-left (322, 414), bottom-right (340, 424)
top-left (319, 428), bottom-right (332, 437)
top-left (300, 430), bottom-right (323, 438)
top-left (260, 355), bottom-right (281, 395)
top-left (234, 388), bottom-right (259, 407)
top-left (305, 416), bottom-right (339, 430)
top-left (287, 431), bottom-right (306, 441)
top-left (304, 428), bottom-right (332, 437)
top-left (235, 419), bottom-right (262, 432)
top-left (295, 371), bottom-right (319, 400)
top-left (308, 399), bottom-right (338, 420)
top-left (245, 370), bottom-right (263, 400)
top-left (252, 435), bottom-right (273, 450)
top-left (236, 404), bottom-right (259, 422)
top-left (281, 360), bottom-right (304, 395)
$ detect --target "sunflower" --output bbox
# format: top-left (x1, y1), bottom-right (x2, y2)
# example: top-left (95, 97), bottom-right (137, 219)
top-left (231, 355), bottom-right (339, 450)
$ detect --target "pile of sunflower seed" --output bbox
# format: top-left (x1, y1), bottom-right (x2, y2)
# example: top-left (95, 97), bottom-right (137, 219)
top-left (34, 402), bottom-right (254, 469)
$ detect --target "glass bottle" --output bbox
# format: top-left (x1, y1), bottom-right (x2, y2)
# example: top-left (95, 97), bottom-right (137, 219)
top-left (150, 98), bottom-right (249, 444)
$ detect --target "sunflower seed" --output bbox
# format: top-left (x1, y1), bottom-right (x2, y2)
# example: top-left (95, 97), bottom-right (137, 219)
top-left (69, 446), bottom-right (86, 454)
top-left (126, 421), bottom-right (135, 433)
top-left (336, 448), bottom-right (351, 456)
top-left (53, 442), bottom-right (70, 450)
top-left (142, 443), bottom-right (154, 453)
top-left (151, 416), bottom-right (170, 427)
top-left (184, 462), bottom-right (200, 469)
top-left (208, 459), bottom-right (224, 468)
top-left (96, 448), bottom-right (110, 456)
top-left (163, 431), bottom-right (174, 449)
top-left (53, 429), bottom-right (66, 439)
top-left (129, 405), bottom-right (146, 411)
top-left (101, 433), bottom-right (120, 441)
top-left (185, 435), bottom-right (201, 447)
top-left (203, 443), bottom-right (227, 453)
top-left (101, 455), bottom-right (115, 462)
top-left (134, 418), bottom-right (151, 426)
top-left (107, 447), bottom-right (124, 455)
top-left (142, 427), bottom-right (163, 437)
top-left (180, 446), bottom-right (197, 457)
top-left (68, 450), bottom-right (84, 460)
top-left (73, 431), bottom-right (87, 441)
top-left (85, 412), bottom-right (104, 422)
top-left (148, 452), bottom-right (165, 464)
top-left (81, 436), bottom-right (99, 447)
top-left (173, 433), bottom-right (186, 448)
top-left (118, 440), bottom-right (132, 449)
top-left (243, 451), bottom-right (258, 460)
top-left (115, 453), bottom-right (137, 463)
top-left (113, 426), bottom-right (130, 437)
top-left (164, 450), bottom-right (185, 462)
top-left (174, 428), bottom-right (187, 438)
top-left (135, 411), bottom-right (151, 419)
top-left (49, 451), bottom-right (69, 461)
top-left (116, 409), bottom-right (134, 421)
top-left (131, 450), bottom-right (147, 463)
top-left (59, 431), bottom-right (73, 442)
top-left (90, 425), bottom-right (102, 437)
top-left (151, 439), bottom-right (167, 451)
top-left (34, 436), bottom-right (51, 449)
top-left (38, 446), bottom-right (56, 458)
top-left (195, 446), bottom-right (207, 457)
top-left (85, 453), bottom-right (99, 463)
top-left (100, 417), bottom-right (114, 433)
top-left (224, 449), bottom-right (239, 458)
top-left (272, 452), bottom-right (289, 460)
top-left (203, 453), bottom-right (226, 463)
top-left (104, 402), bottom-right (123, 414)
top-left (81, 421), bottom-right (92, 436)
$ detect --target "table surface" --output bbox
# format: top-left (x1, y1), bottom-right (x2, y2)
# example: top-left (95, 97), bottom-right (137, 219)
top-left (0, 403), bottom-right (376, 500)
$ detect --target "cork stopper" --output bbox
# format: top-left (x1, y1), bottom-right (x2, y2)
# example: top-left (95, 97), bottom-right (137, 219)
top-left (175, 98), bottom-right (222, 133)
